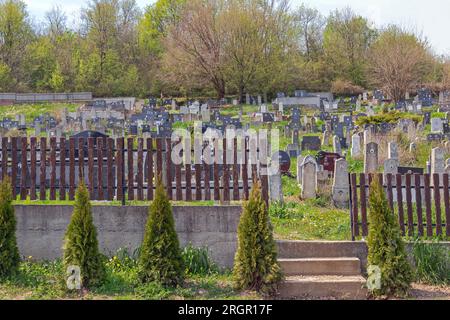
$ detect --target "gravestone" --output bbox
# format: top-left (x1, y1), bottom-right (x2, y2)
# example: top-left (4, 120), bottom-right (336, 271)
top-left (322, 130), bottom-right (331, 146)
top-left (333, 135), bottom-right (342, 155)
top-left (262, 113), bottom-right (274, 122)
top-left (384, 159), bottom-right (399, 175)
top-left (364, 142), bottom-right (378, 173)
top-left (351, 134), bottom-right (361, 158)
top-left (302, 136), bottom-right (321, 151)
top-left (431, 147), bottom-right (445, 182)
top-left (332, 159), bottom-right (349, 209)
top-left (431, 118), bottom-right (443, 133)
top-left (286, 144), bottom-right (300, 158)
top-left (427, 133), bottom-right (443, 142)
top-left (388, 142), bottom-right (399, 161)
top-left (297, 155), bottom-right (305, 185)
top-left (301, 156), bottom-right (317, 199)
top-left (292, 130), bottom-right (299, 145)
top-left (269, 172), bottom-right (283, 203)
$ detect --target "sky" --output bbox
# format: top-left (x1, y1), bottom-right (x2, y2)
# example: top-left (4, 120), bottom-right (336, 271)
top-left (23, 0), bottom-right (450, 55)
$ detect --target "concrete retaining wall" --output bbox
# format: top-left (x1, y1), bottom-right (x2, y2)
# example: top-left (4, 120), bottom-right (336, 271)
top-left (14, 205), bottom-right (241, 269)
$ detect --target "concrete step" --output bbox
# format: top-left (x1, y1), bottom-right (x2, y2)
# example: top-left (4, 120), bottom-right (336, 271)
top-left (277, 241), bottom-right (368, 271)
top-left (279, 257), bottom-right (362, 276)
top-left (278, 275), bottom-right (368, 300)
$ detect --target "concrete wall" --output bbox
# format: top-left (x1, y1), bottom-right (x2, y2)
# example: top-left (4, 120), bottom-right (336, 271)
top-left (14, 205), bottom-right (241, 269)
top-left (0, 92), bottom-right (92, 103)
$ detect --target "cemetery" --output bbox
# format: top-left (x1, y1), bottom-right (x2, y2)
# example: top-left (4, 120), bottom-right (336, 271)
top-left (0, 89), bottom-right (449, 301)
top-left (0, 0), bottom-right (449, 304)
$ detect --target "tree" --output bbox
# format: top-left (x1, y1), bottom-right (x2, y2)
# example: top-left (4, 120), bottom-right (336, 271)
top-left (81, 0), bottom-right (119, 83)
top-left (369, 26), bottom-right (433, 103)
top-left (0, 0), bottom-right (32, 87)
top-left (294, 4), bottom-right (325, 61)
top-left (233, 181), bottom-right (282, 295)
top-left (63, 183), bottom-right (105, 289)
top-left (138, 0), bottom-right (185, 56)
top-left (45, 5), bottom-right (67, 41)
top-left (222, 0), bottom-right (298, 101)
top-left (0, 62), bottom-right (12, 91)
top-left (138, 175), bottom-right (184, 286)
top-left (367, 177), bottom-right (413, 298)
top-left (323, 7), bottom-right (376, 87)
top-left (162, 0), bottom-right (226, 98)
top-left (0, 177), bottom-right (20, 279)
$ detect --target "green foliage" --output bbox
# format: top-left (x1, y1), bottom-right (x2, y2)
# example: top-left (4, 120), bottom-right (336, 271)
top-left (138, 175), bottom-right (184, 286)
top-left (181, 245), bottom-right (218, 276)
top-left (355, 111), bottom-right (422, 126)
top-left (0, 177), bottom-right (20, 279)
top-left (138, 0), bottom-right (186, 55)
top-left (63, 183), bottom-right (105, 289)
top-left (412, 240), bottom-right (450, 285)
top-left (233, 182), bottom-right (282, 295)
top-left (0, 259), bottom-right (250, 300)
top-left (367, 178), bottom-right (413, 297)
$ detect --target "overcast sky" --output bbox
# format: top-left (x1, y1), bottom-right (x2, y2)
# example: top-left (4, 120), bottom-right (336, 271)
top-left (23, 0), bottom-right (449, 55)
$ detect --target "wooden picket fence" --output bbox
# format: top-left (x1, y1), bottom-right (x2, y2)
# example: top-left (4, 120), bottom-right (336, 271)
top-left (0, 137), bottom-right (269, 203)
top-left (349, 173), bottom-right (450, 240)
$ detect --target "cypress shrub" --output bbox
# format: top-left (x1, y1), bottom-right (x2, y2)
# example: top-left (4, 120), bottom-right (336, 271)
top-left (0, 177), bottom-right (20, 278)
top-left (138, 175), bottom-right (184, 286)
top-left (233, 181), bottom-right (282, 295)
top-left (367, 178), bottom-right (413, 297)
top-left (63, 183), bottom-right (105, 289)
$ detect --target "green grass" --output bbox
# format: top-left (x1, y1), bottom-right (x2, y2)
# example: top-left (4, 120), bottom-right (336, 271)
top-left (0, 253), bottom-right (259, 300)
top-left (0, 103), bottom-right (79, 122)
top-left (412, 240), bottom-right (450, 285)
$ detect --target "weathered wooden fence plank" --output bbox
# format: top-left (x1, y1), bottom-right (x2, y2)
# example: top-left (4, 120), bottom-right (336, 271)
top-left (30, 137), bottom-right (37, 200)
top-left (39, 138), bottom-right (46, 200)
top-left (59, 138), bottom-right (66, 200)
top-left (396, 174), bottom-right (405, 236)
top-left (20, 137), bottom-right (27, 200)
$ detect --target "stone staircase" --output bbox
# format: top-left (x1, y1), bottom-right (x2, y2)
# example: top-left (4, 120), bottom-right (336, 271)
top-left (277, 241), bottom-right (368, 300)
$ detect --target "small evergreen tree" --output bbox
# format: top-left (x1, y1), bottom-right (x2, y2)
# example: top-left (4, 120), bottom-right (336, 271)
top-left (233, 181), bottom-right (282, 295)
top-left (367, 178), bottom-right (413, 297)
top-left (138, 175), bottom-right (184, 286)
top-left (0, 177), bottom-right (20, 278)
top-left (63, 183), bottom-right (105, 289)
